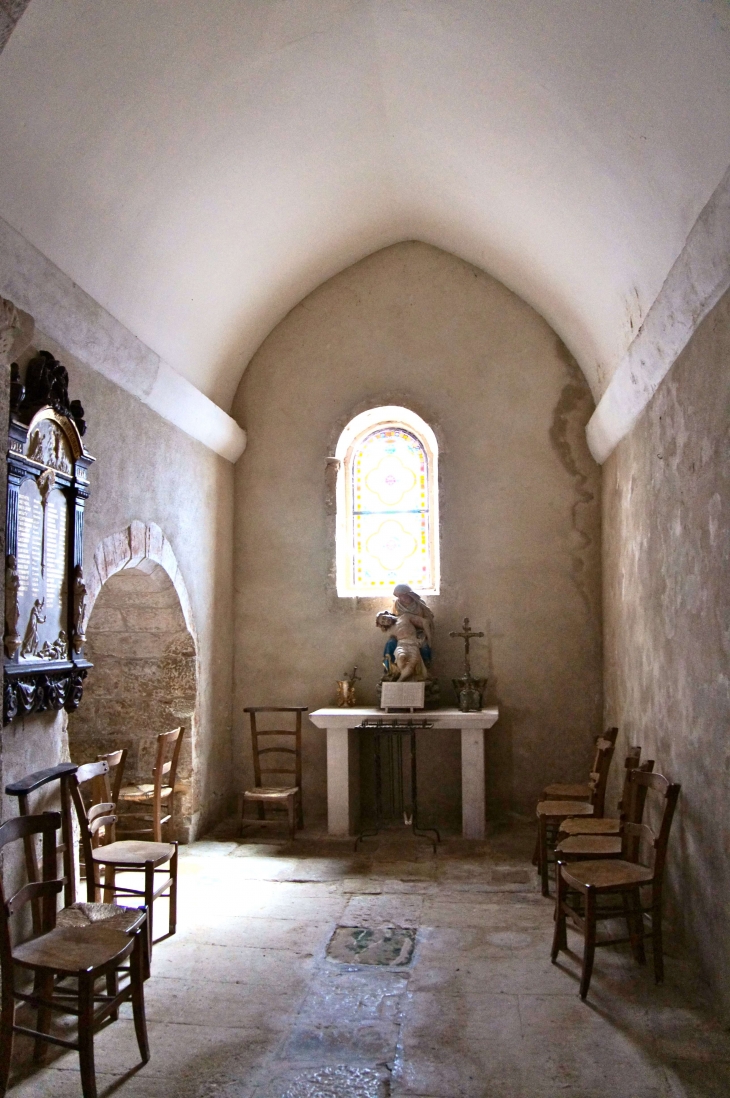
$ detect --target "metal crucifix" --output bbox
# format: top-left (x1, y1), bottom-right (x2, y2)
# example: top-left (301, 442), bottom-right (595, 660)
top-left (449, 617), bottom-right (484, 679)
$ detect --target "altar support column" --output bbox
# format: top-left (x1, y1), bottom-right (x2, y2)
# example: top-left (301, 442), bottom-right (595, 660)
top-left (460, 726), bottom-right (486, 839)
top-left (326, 727), bottom-right (360, 837)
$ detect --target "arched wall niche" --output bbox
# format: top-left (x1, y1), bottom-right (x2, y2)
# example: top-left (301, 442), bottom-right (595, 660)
top-left (68, 521), bottom-right (198, 841)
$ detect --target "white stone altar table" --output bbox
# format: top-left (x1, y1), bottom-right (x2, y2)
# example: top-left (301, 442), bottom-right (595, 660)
top-left (309, 707), bottom-right (499, 839)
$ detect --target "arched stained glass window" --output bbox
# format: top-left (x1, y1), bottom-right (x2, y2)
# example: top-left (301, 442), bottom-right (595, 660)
top-left (335, 406), bottom-right (439, 597)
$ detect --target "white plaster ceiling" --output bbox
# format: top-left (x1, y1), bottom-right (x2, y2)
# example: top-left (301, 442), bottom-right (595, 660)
top-left (0, 0), bottom-right (728, 413)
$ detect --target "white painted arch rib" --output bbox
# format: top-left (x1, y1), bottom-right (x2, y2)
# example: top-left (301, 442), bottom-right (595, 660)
top-left (587, 165), bottom-right (730, 463)
top-left (0, 215), bottom-right (246, 462)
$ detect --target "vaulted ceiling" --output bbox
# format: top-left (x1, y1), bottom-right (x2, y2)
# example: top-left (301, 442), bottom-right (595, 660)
top-left (0, 0), bottom-right (728, 414)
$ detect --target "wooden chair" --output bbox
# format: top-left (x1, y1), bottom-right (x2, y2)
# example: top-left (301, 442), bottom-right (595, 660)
top-left (116, 729), bottom-right (184, 842)
top-left (541, 727), bottom-right (619, 801)
top-left (556, 756), bottom-right (655, 861)
top-left (557, 745), bottom-right (643, 839)
top-left (239, 707), bottom-right (307, 840)
top-left (5, 764), bottom-right (78, 932)
top-left (535, 735), bottom-right (616, 897)
top-left (71, 762), bottom-right (178, 951)
top-left (5, 764), bottom-right (147, 968)
top-left (0, 812), bottom-right (149, 1098)
top-left (552, 770), bottom-right (681, 999)
top-left (94, 750), bottom-right (128, 828)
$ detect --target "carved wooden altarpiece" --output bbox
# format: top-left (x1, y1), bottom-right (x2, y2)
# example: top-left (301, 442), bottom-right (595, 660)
top-left (3, 351), bottom-right (94, 724)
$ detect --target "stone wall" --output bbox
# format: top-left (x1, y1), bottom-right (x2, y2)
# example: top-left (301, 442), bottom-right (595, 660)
top-left (232, 242), bottom-right (603, 828)
top-left (603, 286), bottom-right (730, 1019)
top-left (68, 562), bottom-right (196, 841)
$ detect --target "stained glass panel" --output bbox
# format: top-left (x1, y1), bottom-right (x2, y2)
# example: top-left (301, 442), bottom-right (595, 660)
top-left (351, 427), bottom-right (432, 591)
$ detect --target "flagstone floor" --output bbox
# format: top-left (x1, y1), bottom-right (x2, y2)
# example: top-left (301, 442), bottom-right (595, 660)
top-left (10, 820), bottom-right (730, 1098)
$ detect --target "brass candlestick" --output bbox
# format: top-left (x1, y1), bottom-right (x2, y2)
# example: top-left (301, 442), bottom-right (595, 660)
top-left (336, 666), bottom-right (360, 707)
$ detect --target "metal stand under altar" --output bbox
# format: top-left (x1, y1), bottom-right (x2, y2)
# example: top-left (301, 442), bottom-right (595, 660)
top-left (354, 717), bottom-right (441, 853)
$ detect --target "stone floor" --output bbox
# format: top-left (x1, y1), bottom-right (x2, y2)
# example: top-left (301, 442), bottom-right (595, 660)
top-left (9, 820), bottom-right (730, 1098)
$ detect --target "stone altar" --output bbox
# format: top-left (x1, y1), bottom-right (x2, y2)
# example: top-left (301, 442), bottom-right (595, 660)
top-left (310, 706), bottom-right (499, 839)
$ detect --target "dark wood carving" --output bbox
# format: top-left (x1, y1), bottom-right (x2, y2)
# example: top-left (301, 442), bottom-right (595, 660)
top-left (3, 352), bottom-right (94, 724)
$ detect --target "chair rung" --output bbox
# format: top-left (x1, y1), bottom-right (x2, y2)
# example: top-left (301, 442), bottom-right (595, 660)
top-left (13, 1025), bottom-right (79, 1050)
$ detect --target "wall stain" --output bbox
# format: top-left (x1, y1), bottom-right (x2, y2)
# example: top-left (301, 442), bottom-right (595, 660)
top-left (549, 338), bottom-right (597, 616)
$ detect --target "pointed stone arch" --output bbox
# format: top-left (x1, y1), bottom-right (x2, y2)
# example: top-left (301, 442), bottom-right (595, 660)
top-left (85, 520), bottom-right (195, 643)
top-left (72, 521), bottom-right (199, 840)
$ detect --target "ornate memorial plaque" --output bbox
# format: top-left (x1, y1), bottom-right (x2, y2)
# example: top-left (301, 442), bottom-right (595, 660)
top-left (3, 351), bottom-right (94, 723)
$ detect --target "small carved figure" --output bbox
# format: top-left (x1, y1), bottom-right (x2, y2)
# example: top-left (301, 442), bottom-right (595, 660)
top-left (37, 631), bottom-right (68, 661)
top-left (336, 666), bottom-right (360, 707)
top-left (376, 611), bottom-right (430, 681)
top-left (20, 598), bottom-right (45, 658)
top-left (28, 423), bottom-right (72, 475)
top-left (4, 554), bottom-right (21, 658)
top-left (393, 584), bottom-right (434, 643)
top-left (72, 565), bottom-right (88, 653)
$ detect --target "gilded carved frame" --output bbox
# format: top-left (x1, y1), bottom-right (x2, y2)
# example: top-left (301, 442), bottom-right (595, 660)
top-left (3, 351), bottom-right (95, 724)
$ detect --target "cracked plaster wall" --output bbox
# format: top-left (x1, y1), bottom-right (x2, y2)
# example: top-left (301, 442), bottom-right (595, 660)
top-left (603, 287), bottom-right (730, 1018)
top-left (0, 326), bottom-right (235, 846)
top-left (233, 242), bottom-right (602, 826)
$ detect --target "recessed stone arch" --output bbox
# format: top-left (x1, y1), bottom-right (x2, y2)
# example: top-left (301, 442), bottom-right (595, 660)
top-left (69, 521), bottom-right (198, 841)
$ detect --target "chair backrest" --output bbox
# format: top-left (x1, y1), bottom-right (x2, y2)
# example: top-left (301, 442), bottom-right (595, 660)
top-left (621, 771), bottom-right (681, 881)
top-left (623, 758), bottom-right (655, 820)
top-left (70, 762), bottom-right (119, 903)
top-left (617, 746), bottom-right (642, 815)
top-left (95, 749), bottom-right (128, 809)
top-left (588, 726), bottom-right (619, 772)
top-left (153, 728), bottom-right (184, 795)
top-left (587, 737), bottom-right (617, 816)
top-left (4, 763), bottom-right (79, 920)
top-left (150, 728), bottom-right (184, 836)
top-left (244, 707), bottom-right (307, 790)
top-left (0, 813), bottom-right (63, 976)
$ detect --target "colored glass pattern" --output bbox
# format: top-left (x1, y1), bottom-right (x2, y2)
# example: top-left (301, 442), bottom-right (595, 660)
top-left (351, 427), bottom-right (432, 591)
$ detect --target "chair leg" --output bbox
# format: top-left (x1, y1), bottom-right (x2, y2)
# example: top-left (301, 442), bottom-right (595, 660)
top-left (130, 935), bottom-right (150, 1063)
top-left (144, 862), bottom-right (155, 950)
top-left (238, 792), bottom-right (245, 837)
top-left (538, 816), bottom-right (550, 897)
top-left (169, 844), bottom-right (178, 937)
top-left (652, 896), bottom-right (664, 983)
top-left (623, 888), bottom-right (646, 966)
top-left (579, 887), bottom-right (597, 1000)
top-left (102, 864), bottom-right (116, 906)
top-left (0, 985), bottom-right (15, 1097)
top-left (296, 789), bottom-right (304, 831)
top-left (33, 973), bottom-right (53, 1062)
top-left (106, 971), bottom-right (119, 1022)
top-left (141, 911), bottom-right (151, 981)
top-left (551, 866), bottom-right (568, 961)
top-left (77, 973), bottom-right (97, 1098)
top-left (532, 829), bottom-right (540, 868)
top-left (287, 796), bottom-right (296, 841)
